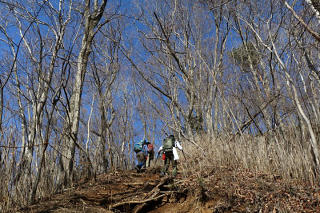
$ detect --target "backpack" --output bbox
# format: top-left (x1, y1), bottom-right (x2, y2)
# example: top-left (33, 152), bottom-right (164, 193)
top-left (147, 143), bottom-right (154, 153)
top-left (162, 136), bottom-right (174, 152)
top-left (134, 140), bottom-right (144, 153)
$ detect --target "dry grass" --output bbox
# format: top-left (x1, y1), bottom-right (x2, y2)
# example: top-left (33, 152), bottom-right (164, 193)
top-left (180, 129), bottom-right (317, 185)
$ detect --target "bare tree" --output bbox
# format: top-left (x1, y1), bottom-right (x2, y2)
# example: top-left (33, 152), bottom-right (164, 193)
top-left (89, 28), bottom-right (120, 172)
top-left (60, 0), bottom-right (109, 187)
top-left (0, 0), bottom-right (78, 205)
top-left (127, 0), bottom-right (231, 149)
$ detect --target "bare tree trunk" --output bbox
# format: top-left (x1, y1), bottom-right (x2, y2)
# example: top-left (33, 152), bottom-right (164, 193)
top-left (31, 98), bottom-right (57, 202)
top-left (98, 93), bottom-right (109, 173)
top-left (61, 0), bottom-right (108, 187)
top-left (0, 79), bottom-right (3, 133)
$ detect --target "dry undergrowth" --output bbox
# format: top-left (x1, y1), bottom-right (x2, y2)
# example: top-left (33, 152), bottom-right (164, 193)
top-left (7, 132), bottom-right (320, 212)
top-left (15, 165), bottom-right (320, 213)
top-left (181, 132), bottom-right (317, 185)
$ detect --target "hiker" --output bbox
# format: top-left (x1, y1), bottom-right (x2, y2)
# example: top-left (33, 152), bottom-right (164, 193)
top-left (134, 139), bottom-right (149, 172)
top-left (158, 135), bottom-right (183, 177)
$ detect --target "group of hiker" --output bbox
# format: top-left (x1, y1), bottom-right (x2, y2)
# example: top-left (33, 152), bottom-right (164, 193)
top-left (134, 134), bottom-right (183, 177)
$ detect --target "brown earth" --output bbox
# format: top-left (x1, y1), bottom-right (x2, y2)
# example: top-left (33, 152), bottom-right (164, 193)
top-left (16, 166), bottom-right (320, 213)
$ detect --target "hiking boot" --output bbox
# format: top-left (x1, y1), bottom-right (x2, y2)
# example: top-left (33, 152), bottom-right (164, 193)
top-left (140, 168), bottom-right (146, 173)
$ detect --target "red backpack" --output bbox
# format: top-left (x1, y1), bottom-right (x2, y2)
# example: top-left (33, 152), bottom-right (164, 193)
top-left (147, 143), bottom-right (154, 153)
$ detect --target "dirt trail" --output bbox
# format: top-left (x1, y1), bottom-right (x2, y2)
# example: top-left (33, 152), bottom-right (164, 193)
top-left (17, 167), bottom-right (320, 212)
top-left (19, 169), bottom-right (192, 213)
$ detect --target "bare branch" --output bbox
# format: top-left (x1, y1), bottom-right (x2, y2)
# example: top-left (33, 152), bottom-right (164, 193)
top-left (285, 1), bottom-right (320, 42)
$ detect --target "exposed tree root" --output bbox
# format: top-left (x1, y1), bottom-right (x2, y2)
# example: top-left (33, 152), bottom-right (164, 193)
top-left (110, 176), bottom-right (183, 212)
top-left (111, 194), bottom-right (166, 209)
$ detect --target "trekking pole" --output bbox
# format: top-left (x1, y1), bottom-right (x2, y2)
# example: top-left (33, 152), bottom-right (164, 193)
top-left (182, 150), bottom-right (186, 160)
top-left (155, 156), bottom-right (158, 165)
top-left (155, 152), bottom-right (160, 165)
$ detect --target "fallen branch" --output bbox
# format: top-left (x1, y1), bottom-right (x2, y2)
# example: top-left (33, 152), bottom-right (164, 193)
top-left (133, 203), bottom-right (147, 213)
top-left (110, 177), bottom-right (171, 210)
top-left (110, 194), bottom-right (166, 209)
top-left (144, 177), bottom-right (171, 199)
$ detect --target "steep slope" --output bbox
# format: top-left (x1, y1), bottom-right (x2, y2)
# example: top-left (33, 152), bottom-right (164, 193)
top-left (18, 166), bottom-right (320, 212)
